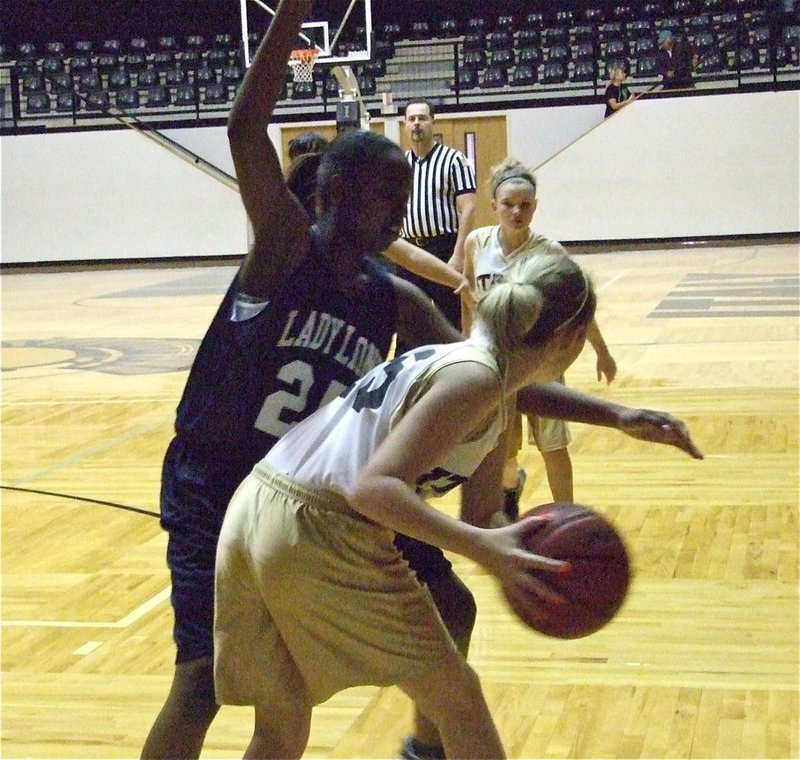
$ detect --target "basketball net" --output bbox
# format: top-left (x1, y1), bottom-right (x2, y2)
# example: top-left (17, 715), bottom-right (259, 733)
top-left (289, 49), bottom-right (319, 83)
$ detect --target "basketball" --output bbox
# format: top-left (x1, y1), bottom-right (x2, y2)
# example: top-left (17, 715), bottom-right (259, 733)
top-left (503, 502), bottom-right (631, 639)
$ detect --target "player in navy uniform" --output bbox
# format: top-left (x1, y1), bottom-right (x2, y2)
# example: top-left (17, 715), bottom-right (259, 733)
top-left (142, 3), bottom-right (704, 758)
top-left (139, 3), bottom-right (470, 758)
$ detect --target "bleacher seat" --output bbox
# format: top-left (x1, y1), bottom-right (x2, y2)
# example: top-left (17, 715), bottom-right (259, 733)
top-left (203, 82), bottom-right (229, 104)
top-left (17, 42), bottom-right (37, 60)
top-left (572, 60), bottom-right (597, 82)
top-left (573, 24), bottom-right (596, 43)
top-left (49, 72), bottom-right (73, 92)
top-left (157, 36), bottom-right (178, 52)
top-left (642, 2), bottom-right (666, 17)
top-left (145, 85), bottom-right (171, 107)
top-left (76, 71), bottom-right (101, 93)
top-left (165, 67), bottom-right (188, 86)
top-left (206, 48), bottom-right (230, 70)
top-left (672, 0), bottom-right (696, 14)
top-left (97, 54), bottom-right (120, 74)
top-left (221, 64), bottom-right (243, 84)
top-left (517, 29), bottom-right (541, 48)
top-left (130, 37), bottom-right (149, 55)
top-left (496, 15), bottom-right (517, 34)
top-left (107, 67), bottom-right (131, 90)
top-left (734, 45), bottom-right (758, 70)
top-left (783, 25), bottom-right (800, 48)
top-left (195, 65), bottom-right (216, 86)
top-left (175, 83), bottom-right (197, 106)
top-left (543, 26), bottom-right (569, 45)
top-left (292, 80), bottom-right (317, 99)
top-left (73, 40), bottom-right (93, 56)
top-left (116, 87), bottom-right (140, 109)
top-left (696, 48), bottom-right (724, 71)
top-left (583, 7), bottom-right (605, 23)
top-left (357, 72), bottom-right (376, 95)
top-left (510, 63), bottom-right (537, 86)
top-left (486, 31), bottom-right (514, 52)
top-left (605, 39), bottom-right (628, 59)
top-left (85, 90), bottom-right (110, 111)
top-left (463, 33), bottom-right (484, 52)
top-left (454, 66), bottom-right (479, 90)
top-left (101, 39), bottom-right (122, 55)
top-left (518, 45), bottom-right (543, 67)
top-left (634, 36), bottom-right (657, 54)
top-left (573, 42), bottom-right (595, 60)
top-left (523, 12), bottom-right (545, 29)
top-left (186, 35), bottom-right (206, 52)
top-left (56, 91), bottom-right (80, 111)
top-left (410, 21), bottom-right (431, 40)
top-left (635, 54), bottom-right (659, 76)
top-left (467, 17), bottom-right (489, 35)
top-left (481, 65), bottom-right (508, 88)
top-left (324, 73), bottom-right (340, 98)
top-left (541, 61), bottom-right (568, 84)
top-left (547, 43), bottom-right (571, 64)
top-left (694, 30), bottom-right (718, 50)
top-left (137, 68), bottom-right (159, 87)
top-left (26, 92), bottom-right (51, 114)
top-left (21, 73), bottom-right (46, 94)
top-left (613, 4), bottom-right (635, 22)
top-left (45, 41), bottom-right (66, 56)
top-left (70, 55), bottom-right (93, 75)
top-left (491, 48), bottom-right (515, 70)
top-left (153, 50), bottom-right (177, 70)
top-left (463, 49), bottom-right (486, 69)
top-left (438, 17), bottom-right (459, 37)
top-left (126, 52), bottom-right (147, 71)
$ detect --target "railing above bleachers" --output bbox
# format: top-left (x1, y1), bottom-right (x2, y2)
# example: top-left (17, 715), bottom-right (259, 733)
top-left (2, 1), bottom-right (798, 133)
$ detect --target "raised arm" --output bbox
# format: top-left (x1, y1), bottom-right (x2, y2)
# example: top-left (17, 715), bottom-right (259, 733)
top-left (517, 383), bottom-right (703, 459)
top-left (384, 238), bottom-right (469, 294)
top-left (391, 275), bottom-right (463, 348)
top-left (229, 0), bottom-right (315, 297)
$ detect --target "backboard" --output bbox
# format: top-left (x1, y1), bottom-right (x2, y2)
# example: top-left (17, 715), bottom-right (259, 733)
top-left (240, 0), bottom-right (372, 67)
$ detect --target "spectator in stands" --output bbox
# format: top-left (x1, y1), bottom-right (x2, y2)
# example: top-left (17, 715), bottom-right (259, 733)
top-left (656, 30), bottom-right (698, 89)
top-left (604, 66), bottom-right (635, 117)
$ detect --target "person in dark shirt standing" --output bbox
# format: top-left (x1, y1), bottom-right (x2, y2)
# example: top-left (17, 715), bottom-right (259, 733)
top-left (657, 30), bottom-right (698, 89)
top-left (396, 99), bottom-right (477, 351)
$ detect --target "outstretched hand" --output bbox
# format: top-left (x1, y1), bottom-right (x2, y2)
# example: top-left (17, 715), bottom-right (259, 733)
top-left (618, 408), bottom-right (703, 459)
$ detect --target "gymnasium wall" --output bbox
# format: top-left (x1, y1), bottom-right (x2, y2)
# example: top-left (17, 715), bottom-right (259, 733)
top-left (1, 90), bottom-right (797, 265)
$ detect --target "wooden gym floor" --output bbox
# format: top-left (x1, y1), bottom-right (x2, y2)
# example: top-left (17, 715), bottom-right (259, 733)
top-left (1, 241), bottom-right (798, 759)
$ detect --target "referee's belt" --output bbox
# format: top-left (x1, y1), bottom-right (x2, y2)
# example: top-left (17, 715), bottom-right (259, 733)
top-left (405, 232), bottom-right (457, 248)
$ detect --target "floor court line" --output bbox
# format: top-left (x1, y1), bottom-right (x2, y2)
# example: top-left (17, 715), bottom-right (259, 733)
top-left (2, 586), bottom-right (172, 629)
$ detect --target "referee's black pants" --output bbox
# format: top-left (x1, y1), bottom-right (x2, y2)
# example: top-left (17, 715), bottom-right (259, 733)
top-left (394, 232), bottom-right (461, 355)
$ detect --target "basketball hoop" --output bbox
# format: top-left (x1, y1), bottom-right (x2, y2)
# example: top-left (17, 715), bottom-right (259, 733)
top-left (289, 49), bottom-right (319, 83)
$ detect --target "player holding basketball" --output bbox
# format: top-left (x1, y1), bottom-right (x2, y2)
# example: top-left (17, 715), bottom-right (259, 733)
top-left (214, 253), bottom-right (602, 759)
top-left (462, 157), bottom-right (617, 516)
top-left (142, 3), bottom-right (702, 759)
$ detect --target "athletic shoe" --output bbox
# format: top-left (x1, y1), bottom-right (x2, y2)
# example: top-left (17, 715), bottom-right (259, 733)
top-left (399, 735), bottom-right (446, 760)
top-left (503, 467), bottom-right (527, 521)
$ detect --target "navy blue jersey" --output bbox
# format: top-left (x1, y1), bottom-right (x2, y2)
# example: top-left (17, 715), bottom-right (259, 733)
top-left (160, 233), bottom-right (397, 533)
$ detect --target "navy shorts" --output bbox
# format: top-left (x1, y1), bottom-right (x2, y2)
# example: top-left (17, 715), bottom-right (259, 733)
top-left (394, 533), bottom-right (453, 585)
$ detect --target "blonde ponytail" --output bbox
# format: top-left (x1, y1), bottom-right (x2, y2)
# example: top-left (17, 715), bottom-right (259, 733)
top-left (476, 253), bottom-right (595, 355)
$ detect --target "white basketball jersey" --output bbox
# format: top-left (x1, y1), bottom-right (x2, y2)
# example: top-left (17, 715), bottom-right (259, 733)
top-left (469, 225), bottom-right (566, 296)
top-left (265, 342), bottom-right (506, 499)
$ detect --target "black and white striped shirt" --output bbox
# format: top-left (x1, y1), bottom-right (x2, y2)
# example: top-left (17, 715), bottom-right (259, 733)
top-left (402, 143), bottom-right (477, 239)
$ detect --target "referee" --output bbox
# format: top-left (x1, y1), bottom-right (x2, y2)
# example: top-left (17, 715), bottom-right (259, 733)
top-left (397, 99), bottom-right (477, 351)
